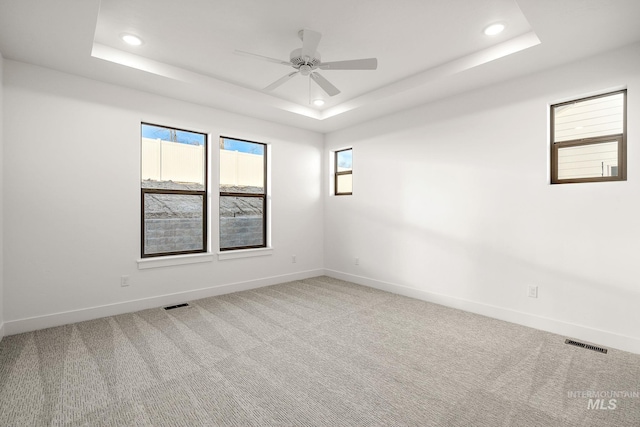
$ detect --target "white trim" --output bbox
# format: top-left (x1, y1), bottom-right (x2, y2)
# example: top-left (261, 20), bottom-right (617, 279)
top-left (137, 253), bottom-right (214, 269)
top-left (0, 322), bottom-right (4, 343)
top-left (3, 269), bottom-right (324, 336)
top-left (325, 269), bottom-right (640, 355)
top-left (217, 247), bottom-right (273, 260)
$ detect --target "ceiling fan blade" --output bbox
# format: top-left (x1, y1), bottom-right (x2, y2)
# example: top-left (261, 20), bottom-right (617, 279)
top-left (301, 29), bottom-right (322, 60)
top-left (235, 50), bottom-right (292, 66)
top-left (310, 72), bottom-right (340, 96)
top-left (318, 58), bottom-right (378, 70)
top-left (264, 71), bottom-right (299, 91)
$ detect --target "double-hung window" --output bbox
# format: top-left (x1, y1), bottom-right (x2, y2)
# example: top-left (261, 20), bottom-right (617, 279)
top-left (551, 90), bottom-right (626, 184)
top-left (141, 123), bottom-right (207, 257)
top-left (219, 137), bottom-right (267, 251)
top-left (335, 148), bottom-right (353, 195)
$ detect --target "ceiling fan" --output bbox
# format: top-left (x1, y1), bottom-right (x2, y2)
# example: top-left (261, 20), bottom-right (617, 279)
top-left (236, 29), bottom-right (377, 98)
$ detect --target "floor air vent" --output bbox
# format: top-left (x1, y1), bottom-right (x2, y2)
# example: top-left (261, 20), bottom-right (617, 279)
top-left (565, 339), bottom-right (608, 354)
top-left (164, 303), bottom-right (189, 310)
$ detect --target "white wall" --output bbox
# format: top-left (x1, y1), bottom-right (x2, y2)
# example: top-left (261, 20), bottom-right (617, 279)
top-left (324, 42), bottom-right (640, 354)
top-left (2, 60), bottom-right (324, 332)
top-left (0, 52), bottom-right (4, 340)
top-left (3, 43), bottom-right (640, 354)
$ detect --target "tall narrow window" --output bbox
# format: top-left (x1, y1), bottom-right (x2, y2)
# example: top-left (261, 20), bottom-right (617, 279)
top-left (551, 90), bottom-right (626, 184)
top-left (220, 137), bottom-right (267, 251)
top-left (141, 123), bottom-right (207, 257)
top-left (335, 148), bottom-right (353, 195)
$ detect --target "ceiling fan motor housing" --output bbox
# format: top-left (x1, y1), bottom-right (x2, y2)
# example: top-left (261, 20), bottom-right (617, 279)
top-left (290, 48), bottom-right (321, 69)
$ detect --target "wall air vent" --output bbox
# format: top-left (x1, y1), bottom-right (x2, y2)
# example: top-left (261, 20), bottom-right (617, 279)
top-left (164, 303), bottom-right (189, 310)
top-left (565, 339), bottom-right (608, 354)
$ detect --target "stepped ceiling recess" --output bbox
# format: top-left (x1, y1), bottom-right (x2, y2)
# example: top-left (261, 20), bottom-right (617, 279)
top-left (1, 0), bottom-right (640, 132)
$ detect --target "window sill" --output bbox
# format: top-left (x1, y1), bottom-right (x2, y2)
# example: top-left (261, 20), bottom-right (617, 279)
top-left (217, 247), bottom-right (273, 261)
top-left (137, 253), bottom-right (214, 270)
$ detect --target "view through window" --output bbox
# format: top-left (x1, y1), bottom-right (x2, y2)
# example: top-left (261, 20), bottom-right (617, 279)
top-left (551, 90), bottom-right (626, 184)
top-left (335, 148), bottom-right (353, 195)
top-left (141, 123), bottom-right (207, 257)
top-left (219, 137), bottom-right (267, 251)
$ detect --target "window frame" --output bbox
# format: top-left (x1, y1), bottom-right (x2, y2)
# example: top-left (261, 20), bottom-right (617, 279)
top-left (334, 148), bottom-right (353, 196)
top-left (550, 90), bottom-right (627, 184)
top-left (140, 123), bottom-right (208, 258)
top-left (219, 136), bottom-right (268, 252)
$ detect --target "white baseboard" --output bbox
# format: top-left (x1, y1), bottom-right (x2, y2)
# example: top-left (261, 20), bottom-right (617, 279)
top-left (0, 321), bottom-right (4, 343)
top-left (4, 269), bottom-right (324, 336)
top-left (325, 269), bottom-right (640, 355)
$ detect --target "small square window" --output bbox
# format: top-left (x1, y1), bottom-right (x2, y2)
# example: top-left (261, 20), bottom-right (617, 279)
top-left (335, 148), bottom-right (353, 195)
top-left (551, 90), bottom-right (626, 184)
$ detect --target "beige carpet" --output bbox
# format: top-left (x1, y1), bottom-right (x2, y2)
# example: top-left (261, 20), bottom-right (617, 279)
top-left (0, 276), bottom-right (638, 426)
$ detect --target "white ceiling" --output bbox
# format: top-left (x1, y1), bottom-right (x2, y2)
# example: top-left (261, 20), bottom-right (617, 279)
top-left (1, 0), bottom-right (640, 133)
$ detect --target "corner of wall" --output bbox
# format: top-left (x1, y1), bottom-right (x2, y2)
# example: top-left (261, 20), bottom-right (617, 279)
top-left (320, 133), bottom-right (328, 273)
top-left (0, 51), bottom-right (5, 342)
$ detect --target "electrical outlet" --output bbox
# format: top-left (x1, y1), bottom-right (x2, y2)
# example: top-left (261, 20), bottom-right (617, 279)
top-left (528, 285), bottom-right (538, 298)
top-left (355, 257), bottom-right (359, 265)
top-left (121, 275), bottom-right (130, 287)
top-left (292, 255), bottom-right (297, 264)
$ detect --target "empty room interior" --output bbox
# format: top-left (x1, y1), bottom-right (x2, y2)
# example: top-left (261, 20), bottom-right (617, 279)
top-left (1, 0), bottom-right (640, 425)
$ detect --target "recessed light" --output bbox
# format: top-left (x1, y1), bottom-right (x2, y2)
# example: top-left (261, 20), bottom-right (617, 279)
top-left (121, 34), bottom-right (143, 46)
top-left (313, 99), bottom-right (325, 107)
top-left (484, 23), bottom-right (505, 36)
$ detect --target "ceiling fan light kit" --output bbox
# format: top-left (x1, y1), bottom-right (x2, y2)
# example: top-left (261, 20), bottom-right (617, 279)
top-left (236, 28), bottom-right (378, 99)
